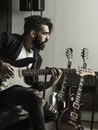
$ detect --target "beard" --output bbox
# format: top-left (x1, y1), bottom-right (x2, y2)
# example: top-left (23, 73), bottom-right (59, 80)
top-left (33, 35), bottom-right (46, 50)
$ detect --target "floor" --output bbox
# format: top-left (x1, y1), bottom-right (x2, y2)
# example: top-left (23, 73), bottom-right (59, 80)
top-left (2, 120), bottom-right (98, 130)
top-left (45, 121), bottom-right (98, 130)
top-left (81, 121), bottom-right (98, 130)
top-left (2, 111), bottom-right (98, 130)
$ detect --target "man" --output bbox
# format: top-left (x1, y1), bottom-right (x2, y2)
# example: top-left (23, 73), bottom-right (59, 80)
top-left (0, 15), bottom-right (62, 130)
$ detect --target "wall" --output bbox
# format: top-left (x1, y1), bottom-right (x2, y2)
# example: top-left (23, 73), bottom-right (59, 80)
top-left (12, 0), bottom-right (98, 129)
top-left (53, 0), bottom-right (98, 71)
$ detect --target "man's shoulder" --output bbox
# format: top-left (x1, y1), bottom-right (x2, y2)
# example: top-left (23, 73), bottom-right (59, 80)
top-left (0, 32), bottom-right (23, 44)
top-left (1, 32), bottom-right (22, 39)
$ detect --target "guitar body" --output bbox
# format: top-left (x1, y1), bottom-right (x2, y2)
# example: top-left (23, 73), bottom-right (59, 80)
top-left (0, 57), bottom-right (51, 90)
top-left (1, 66), bottom-right (30, 90)
top-left (58, 94), bottom-right (82, 130)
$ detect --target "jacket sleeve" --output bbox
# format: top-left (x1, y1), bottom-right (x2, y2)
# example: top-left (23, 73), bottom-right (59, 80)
top-left (0, 32), bottom-right (8, 50)
top-left (0, 32), bottom-right (23, 60)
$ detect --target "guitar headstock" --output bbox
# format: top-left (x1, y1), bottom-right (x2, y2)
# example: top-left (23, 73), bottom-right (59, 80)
top-left (65, 48), bottom-right (73, 68)
top-left (76, 67), bottom-right (95, 77)
top-left (81, 48), bottom-right (88, 69)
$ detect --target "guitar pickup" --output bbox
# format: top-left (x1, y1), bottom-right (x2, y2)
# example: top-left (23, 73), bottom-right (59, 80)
top-left (73, 102), bottom-right (80, 109)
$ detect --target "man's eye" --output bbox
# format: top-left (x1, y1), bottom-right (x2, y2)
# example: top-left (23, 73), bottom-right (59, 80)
top-left (42, 32), bottom-right (49, 35)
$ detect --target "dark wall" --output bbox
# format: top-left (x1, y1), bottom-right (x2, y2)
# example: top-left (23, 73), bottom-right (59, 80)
top-left (0, 0), bottom-right (12, 33)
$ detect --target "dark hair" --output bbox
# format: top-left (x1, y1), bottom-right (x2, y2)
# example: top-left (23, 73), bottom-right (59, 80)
top-left (24, 15), bottom-right (53, 36)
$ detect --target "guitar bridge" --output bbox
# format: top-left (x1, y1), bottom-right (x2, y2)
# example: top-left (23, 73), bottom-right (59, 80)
top-left (70, 112), bottom-right (78, 121)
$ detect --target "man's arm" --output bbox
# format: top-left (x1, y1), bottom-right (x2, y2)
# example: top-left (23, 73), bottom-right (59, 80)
top-left (33, 68), bottom-right (63, 90)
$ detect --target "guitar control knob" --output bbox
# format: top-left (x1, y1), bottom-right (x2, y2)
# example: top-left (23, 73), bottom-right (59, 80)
top-left (71, 96), bottom-right (74, 101)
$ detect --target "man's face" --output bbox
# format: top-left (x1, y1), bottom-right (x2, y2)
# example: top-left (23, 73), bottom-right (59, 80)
top-left (33, 25), bottom-right (50, 50)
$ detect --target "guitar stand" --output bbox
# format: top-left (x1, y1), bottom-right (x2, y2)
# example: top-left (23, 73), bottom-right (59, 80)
top-left (90, 74), bottom-right (97, 130)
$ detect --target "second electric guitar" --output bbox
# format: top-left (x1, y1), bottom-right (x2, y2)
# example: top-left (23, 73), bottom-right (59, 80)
top-left (58, 68), bottom-right (95, 130)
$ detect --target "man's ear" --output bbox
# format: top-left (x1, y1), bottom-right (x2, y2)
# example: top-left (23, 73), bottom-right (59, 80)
top-left (30, 30), bottom-right (36, 38)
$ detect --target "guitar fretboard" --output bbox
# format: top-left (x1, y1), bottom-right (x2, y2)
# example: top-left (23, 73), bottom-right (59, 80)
top-left (21, 68), bottom-right (76, 77)
top-left (75, 76), bottom-right (84, 104)
top-left (22, 69), bottom-right (51, 76)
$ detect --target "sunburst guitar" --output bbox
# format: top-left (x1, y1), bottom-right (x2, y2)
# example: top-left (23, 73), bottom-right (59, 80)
top-left (58, 67), bottom-right (95, 130)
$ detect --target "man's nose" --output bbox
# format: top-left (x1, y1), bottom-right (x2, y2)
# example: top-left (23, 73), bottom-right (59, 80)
top-left (46, 34), bottom-right (49, 40)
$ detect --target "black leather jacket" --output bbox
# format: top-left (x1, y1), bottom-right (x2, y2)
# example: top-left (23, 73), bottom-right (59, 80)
top-left (0, 32), bottom-right (43, 90)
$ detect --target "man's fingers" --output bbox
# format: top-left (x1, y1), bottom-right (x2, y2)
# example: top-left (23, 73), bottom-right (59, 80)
top-left (51, 68), bottom-right (62, 78)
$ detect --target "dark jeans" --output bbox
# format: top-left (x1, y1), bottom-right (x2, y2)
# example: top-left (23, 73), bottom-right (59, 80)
top-left (0, 86), bottom-right (46, 130)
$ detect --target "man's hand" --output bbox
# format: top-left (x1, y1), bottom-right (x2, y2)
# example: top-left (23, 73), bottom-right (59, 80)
top-left (0, 62), bottom-right (14, 78)
top-left (49, 68), bottom-right (63, 86)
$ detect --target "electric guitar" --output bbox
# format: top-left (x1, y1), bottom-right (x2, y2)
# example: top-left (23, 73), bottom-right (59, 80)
top-left (49, 48), bottom-right (73, 108)
top-left (69, 48), bottom-right (88, 95)
top-left (0, 57), bottom-right (78, 91)
top-left (57, 48), bottom-right (73, 109)
top-left (81, 48), bottom-right (89, 111)
top-left (58, 68), bottom-right (95, 130)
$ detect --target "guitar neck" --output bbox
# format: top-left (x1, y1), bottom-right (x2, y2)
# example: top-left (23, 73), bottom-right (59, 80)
top-left (67, 61), bottom-right (72, 69)
top-left (57, 61), bottom-right (72, 98)
top-left (21, 68), bottom-right (76, 77)
top-left (75, 76), bottom-right (84, 104)
top-left (0, 67), bottom-right (81, 79)
top-left (22, 69), bottom-right (51, 76)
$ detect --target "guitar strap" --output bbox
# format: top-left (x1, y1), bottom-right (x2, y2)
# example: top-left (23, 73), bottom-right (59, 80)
top-left (30, 48), bottom-right (42, 83)
top-left (24, 48), bottom-right (42, 85)
top-left (32, 49), bottom-right (39, 83)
